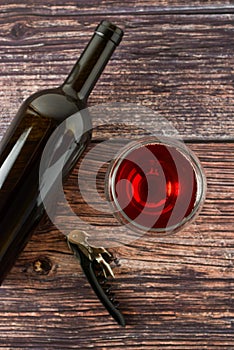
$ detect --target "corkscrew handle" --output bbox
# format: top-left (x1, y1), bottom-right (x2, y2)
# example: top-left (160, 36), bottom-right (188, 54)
top-left (68, 240), bottom-right (125, 327)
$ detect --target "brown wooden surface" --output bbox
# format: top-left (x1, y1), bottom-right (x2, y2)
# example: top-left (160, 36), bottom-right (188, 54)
top-left (0, 1), bottom-right (233, 349)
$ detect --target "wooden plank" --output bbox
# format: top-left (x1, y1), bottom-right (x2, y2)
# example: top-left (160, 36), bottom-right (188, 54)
top-left (0, 1), bottom-right (233, 348)
top-left (0, 14), bottom-right (233, 141)
top-left (0, 142), bottom-right (233, 349)
top-left (0, 0), bottom-right (233, 16)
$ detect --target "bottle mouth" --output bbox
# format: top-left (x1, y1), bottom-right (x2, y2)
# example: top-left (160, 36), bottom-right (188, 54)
top-left (95, 20), bottom-right (124, 46)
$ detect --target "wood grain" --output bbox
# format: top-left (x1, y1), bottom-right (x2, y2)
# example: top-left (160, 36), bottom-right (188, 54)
top-left (1, 142), bottom-right (233, 349)
top-left (0, 1), bottom-right (233, 349)
top-left (0, 0), bottom-right (233, 16)
top-left (0, 14), bottom-right (233, 140)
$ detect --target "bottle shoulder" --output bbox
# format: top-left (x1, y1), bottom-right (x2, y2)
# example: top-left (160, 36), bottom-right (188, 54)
top-left (24, 87), bottom-right (84, 122)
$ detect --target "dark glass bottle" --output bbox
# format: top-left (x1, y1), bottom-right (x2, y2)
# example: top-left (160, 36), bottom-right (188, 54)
top-left (0, 21), bottom-right (123, 284)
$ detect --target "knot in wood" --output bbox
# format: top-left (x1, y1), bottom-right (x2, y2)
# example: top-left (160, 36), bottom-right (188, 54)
top-left (33, 257), bottom-right (52, 275)
top-left (10, 22), bottom-right (27, 39)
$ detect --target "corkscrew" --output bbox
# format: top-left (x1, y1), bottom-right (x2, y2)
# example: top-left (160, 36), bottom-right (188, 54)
top-left (67, 230), bottom-right (126, 327)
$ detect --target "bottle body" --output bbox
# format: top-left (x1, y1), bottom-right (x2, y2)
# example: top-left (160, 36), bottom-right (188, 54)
top-left (0, 88), bottom-right (91, 283)
top-left (0, 21), bottom-right (123, 283)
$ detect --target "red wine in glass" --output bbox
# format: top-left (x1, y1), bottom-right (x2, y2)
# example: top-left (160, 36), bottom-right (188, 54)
top-left (107, 137), bottom-right (206, 234)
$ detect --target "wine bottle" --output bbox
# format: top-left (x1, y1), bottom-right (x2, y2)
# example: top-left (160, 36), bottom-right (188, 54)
top-left (0, 21), bottom-right (123, 284)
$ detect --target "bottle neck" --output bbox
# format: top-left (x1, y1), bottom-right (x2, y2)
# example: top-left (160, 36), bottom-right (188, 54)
top-left (62, 21), bottom-right (123, 102)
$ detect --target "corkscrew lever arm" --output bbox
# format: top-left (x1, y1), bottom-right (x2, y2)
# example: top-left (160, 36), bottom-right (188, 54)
top-left (67, 230), bottom-right (126, 327)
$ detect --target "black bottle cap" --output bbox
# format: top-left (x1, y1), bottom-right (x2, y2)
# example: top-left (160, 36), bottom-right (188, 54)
top-left (95, 20), bottom-right (123, 46)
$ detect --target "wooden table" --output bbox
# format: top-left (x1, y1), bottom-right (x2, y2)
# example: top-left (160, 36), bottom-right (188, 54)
top-left (0, 1), bottom-right (233, 349)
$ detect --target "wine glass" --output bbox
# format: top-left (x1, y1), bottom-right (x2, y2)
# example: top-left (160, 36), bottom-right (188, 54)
top-left (106, 136), bottom-right (206, 235)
